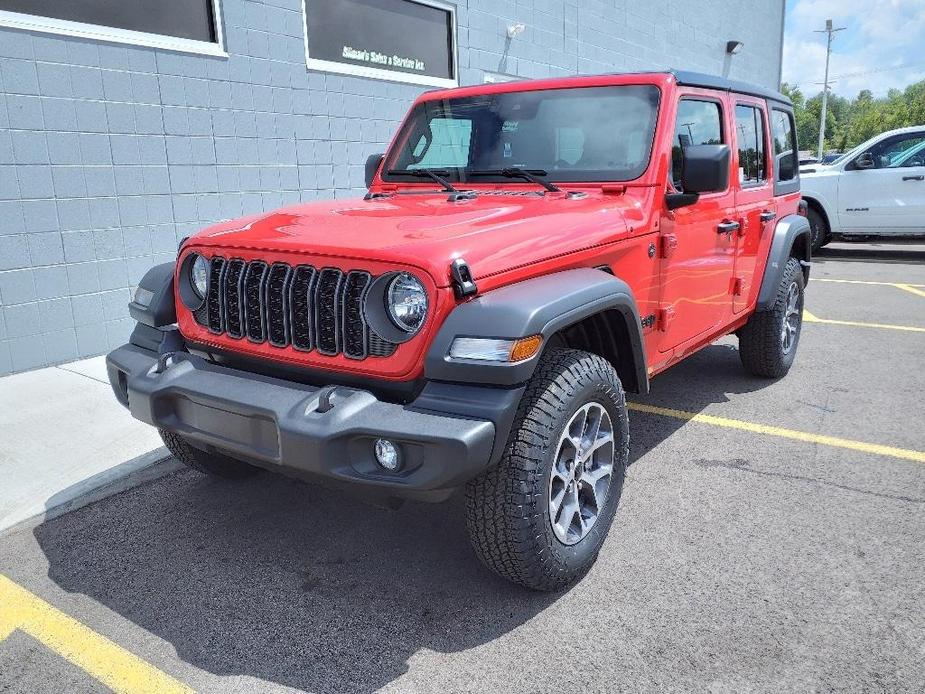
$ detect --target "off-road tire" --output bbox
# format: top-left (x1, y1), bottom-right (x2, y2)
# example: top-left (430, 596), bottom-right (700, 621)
top-left (159, 429), bottom-right (260, 479)
top-left (807, 207), bottom-right (830, 253)
top-left (465, 349), bottom-right (629, 591)
top-left (738, 257), bottom-right (805, 378)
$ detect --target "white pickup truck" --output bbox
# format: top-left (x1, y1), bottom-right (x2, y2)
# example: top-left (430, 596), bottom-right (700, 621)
top-left (800, 126), bottom-right (925, 251)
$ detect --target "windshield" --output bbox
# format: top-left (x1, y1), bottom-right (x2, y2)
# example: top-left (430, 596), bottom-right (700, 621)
top-left (383, 85), bottom-right (661, 184)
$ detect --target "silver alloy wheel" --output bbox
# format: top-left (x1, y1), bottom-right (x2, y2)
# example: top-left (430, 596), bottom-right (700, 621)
top-left (548, 402), bottom-right (615, 545)
top-left (781, 281), bottom-right (802, 354)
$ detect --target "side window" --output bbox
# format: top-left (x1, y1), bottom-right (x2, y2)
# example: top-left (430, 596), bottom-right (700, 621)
top-left (771, 109), bottom-right (797, 181)
top-left (672, 99), bottom-right (723, 187)
top-left (407, 118), bottom-right (472, 169)
top-left (734, 104), bottom-right (768, 186)
top-left (872, 135), bottom-right (925, 168)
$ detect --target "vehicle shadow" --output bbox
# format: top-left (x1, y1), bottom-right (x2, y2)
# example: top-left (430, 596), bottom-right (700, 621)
top-left (629, 341), bottom-right (773, 461)
top-left (34, 471), bottom-right (558, 693)
top-left (32, 343), bottom-right (772, 692)
top-left (814, 243), bottom-right (925, 265)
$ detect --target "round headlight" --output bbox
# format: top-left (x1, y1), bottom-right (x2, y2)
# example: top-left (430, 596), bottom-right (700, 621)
top-left (386, 272), bottom-right (428, 333)
top-left (190, 254), bottom-right (209, 299)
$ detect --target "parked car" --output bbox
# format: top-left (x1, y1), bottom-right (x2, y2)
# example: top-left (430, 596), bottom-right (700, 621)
top-left (107, 71), bottom-right (811, 590)
top-left (820, 152), bottom-right (843, 165)
top-left (801, 126), bottom-right (925, 250)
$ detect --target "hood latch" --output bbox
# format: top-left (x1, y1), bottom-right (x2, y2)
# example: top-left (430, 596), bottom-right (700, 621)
top-left (450, 258), bottom-right (478, 299)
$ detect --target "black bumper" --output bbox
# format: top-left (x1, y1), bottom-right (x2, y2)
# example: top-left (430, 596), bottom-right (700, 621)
top-left (106, 344), bottom-right (523, 500)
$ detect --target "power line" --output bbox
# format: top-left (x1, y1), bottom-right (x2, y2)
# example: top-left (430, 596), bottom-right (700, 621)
top-left (790, 60), bottom-right (925, 88)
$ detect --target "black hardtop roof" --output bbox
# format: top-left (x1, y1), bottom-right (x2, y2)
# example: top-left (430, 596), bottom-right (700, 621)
top-left (424, 70), bottom-right (792, 107)
top-left (668, 70), bottom-right (792, 106)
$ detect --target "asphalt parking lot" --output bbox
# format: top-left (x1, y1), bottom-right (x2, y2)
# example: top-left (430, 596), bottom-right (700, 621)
top-left (1, 242), bottom-right (923, 694)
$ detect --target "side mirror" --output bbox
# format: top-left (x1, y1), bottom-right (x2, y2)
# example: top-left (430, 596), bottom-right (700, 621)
top-left (666, 144), bottom-right (731, 210)
top-left (680, 144), bottom-right (731, 193)
top-left (854, 152), bottom-right (876, 170)
top-left (365, 153), bottom-right (385, 188)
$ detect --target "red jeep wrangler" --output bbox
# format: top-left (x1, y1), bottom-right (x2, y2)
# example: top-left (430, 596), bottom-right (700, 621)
top-left (107, 71), bottom-right (810, 590)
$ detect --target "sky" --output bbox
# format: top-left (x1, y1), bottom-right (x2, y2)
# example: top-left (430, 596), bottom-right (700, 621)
top-left (782, 0), bottom-right (925, 98)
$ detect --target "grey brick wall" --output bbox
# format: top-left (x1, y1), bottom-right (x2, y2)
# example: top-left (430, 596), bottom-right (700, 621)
top-left (0, 0), bottom-right (784, 375)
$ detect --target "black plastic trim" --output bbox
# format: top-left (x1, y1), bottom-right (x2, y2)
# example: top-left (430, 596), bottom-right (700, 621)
top-left (128, 262), bottom-right (176, 328)
top-left (756, 214), bottom-right (812, 310)
top-left (425, 268), bottom-right (648, 391)
top-left (105, 344), bottom-right (501, 500)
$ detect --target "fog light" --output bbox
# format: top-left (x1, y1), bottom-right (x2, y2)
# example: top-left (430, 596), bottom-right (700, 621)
top-left (374, 438), bottom-right (400, 471)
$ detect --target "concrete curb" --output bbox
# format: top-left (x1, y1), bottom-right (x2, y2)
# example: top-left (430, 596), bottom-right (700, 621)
top-left (0, 449), bottom-right (183, 538)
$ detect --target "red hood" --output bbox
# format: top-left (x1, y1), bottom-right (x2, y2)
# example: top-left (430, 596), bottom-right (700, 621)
top-left (190, 190), bottom-right (644, 286)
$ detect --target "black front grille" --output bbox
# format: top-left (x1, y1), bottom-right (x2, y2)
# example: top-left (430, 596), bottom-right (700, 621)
top-left (196, 257), bottom-right (391, 360)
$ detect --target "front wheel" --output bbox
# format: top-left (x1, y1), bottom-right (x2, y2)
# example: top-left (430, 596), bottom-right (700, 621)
top-left (465, 349), bottom-right (629, 591)
top-left (738, 257), bottom-right (805, 378)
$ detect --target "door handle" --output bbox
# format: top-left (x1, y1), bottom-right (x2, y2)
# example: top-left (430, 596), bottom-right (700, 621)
top-left (717, 220), bottom-right (740, 235)
top-left (902, 175), bottom-right (924, 181)
top-left (760, 210), bottom-right (777, 223)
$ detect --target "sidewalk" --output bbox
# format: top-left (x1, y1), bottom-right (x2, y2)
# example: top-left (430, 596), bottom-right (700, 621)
top-left (0, 356), bottom-right (178, 533)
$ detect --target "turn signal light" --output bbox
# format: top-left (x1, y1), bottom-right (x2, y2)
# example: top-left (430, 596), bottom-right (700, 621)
top-left (509, 335), bottom-right (543, 362)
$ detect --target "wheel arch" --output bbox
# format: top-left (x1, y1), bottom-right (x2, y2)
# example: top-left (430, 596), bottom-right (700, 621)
top-left (802, 195), bottom-right (831, 232)
top-left (756, 214), bottom-right (812, 311)
top-left (424, 268), bottom-right (649, 393)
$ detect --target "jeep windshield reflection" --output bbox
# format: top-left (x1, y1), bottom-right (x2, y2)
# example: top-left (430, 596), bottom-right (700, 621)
top-left (383, 85), bottom-right (661, 184)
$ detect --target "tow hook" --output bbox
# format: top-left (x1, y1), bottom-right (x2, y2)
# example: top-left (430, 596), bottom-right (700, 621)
top-left (153, 352), bottom-right (176, 374)
top-left (315, 385), bottom-right (337, 413)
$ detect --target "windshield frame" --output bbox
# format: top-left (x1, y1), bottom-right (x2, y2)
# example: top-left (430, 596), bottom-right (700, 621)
top-left (381, 83), bottom-right (663, 186)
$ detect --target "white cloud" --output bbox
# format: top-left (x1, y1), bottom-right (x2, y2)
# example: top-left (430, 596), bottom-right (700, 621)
top-left (783, 0), bottom-right (925, 97)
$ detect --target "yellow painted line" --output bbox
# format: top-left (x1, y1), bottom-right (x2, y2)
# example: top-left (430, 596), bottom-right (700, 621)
top-left (802, 308), bottom-right (925, 333)
top-left (815, 279), bottom-right (925, 288)
top-left (627, 403), bottom-right (925, 464)
top-left (895, 283), bottom-right (925, 298)
top-left (0, 574), bottom-right (192, 694)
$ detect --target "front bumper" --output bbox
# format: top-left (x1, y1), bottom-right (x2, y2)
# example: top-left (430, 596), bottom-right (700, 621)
top-left (106, 344), bottom-right (518, 500)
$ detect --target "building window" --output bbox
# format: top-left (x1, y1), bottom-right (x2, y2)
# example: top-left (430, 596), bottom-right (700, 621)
top-left (303, 0), bottom-right (457, 88)
top-left (0, 0), bottom-right (224, 55)
top-left (771, 109), bottom-right (797, 182)
top-left (735, 104), bottom-right (768, 186)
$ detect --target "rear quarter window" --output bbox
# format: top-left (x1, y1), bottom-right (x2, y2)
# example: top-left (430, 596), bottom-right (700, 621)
top-left (771, 109), bottom-right (797, 182)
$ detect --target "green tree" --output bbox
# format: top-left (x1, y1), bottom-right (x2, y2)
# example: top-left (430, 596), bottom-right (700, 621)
top-left (783, 80), bottom-right (925, 154)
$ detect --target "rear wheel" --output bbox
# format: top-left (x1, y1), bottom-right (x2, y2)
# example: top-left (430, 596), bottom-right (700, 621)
top-left (159, 429), bottom-right (260, 479)
top-left (465, 349), bottom-right (629, 591)
top-left (738, 257), bottom-right (805, 378)
top-left (807, 207), bottom-right (830, 253)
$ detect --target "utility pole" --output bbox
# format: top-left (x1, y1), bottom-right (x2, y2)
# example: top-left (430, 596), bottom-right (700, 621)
top-left (815, 19), bottom-right (846, 160)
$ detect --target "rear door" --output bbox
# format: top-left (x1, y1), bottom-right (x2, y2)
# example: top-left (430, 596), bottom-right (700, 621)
top-left (658, 90), bottom-right (738, 351)
top-left (731, 98), bottom-right (775, 313)
top-left (837, 131), bottom-right (925, 233)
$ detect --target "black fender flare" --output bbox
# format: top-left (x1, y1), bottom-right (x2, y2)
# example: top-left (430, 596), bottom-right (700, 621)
top-left (128, 262), bottom-right (176, 327)
top-left (425, 268), bottom-right (648, 392)
top-left (756, 214), bottom-right (811, 310)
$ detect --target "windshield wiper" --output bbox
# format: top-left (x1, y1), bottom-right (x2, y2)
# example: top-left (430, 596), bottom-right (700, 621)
top-left (387, 168), bottom-right (457, 192)
top-left (468, 167), bottom-right (560, 192)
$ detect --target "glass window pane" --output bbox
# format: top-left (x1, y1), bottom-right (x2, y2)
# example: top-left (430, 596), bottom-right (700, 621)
top-left (771, 109), bottom-right (797, 181)
top-left (0, 0), bottom-right (216, 42)
top-left (876, 136), bottom-right (925, 168)
top-left (386, 85), bottom-right (661, 183)
top-left (735, 104), bottom-right (767, 185)
top-left (672, 99), bottom-right (723, 186)
top-left (407, 118), bottom-right (472, 169)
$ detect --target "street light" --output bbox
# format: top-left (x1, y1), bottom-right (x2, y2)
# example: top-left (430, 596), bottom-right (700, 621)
top-left (723, 40), bottom-right (744, 77)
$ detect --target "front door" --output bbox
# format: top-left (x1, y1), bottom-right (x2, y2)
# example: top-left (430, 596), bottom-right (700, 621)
top-left (658, 92), bottom-right (738, 352)
top-left (837, 131), bottom-right (925, 233)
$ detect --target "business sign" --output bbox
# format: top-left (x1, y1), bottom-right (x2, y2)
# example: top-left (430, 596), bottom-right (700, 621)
top-left (303, 0), bottom-right (457, 88)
